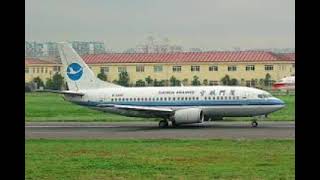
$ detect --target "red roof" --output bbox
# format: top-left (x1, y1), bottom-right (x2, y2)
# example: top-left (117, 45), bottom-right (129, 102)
top-left (280, 53), bottom-right (295, 61)
top-left (25, 51), bottom-right (295, 65)
top-left (82, 51), bottom-right (295, 64)
top-left (25, 58), bottom-right (58, 65)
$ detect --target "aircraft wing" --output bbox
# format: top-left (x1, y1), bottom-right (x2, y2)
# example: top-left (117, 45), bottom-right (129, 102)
top-left (96, 104), bottom-right (173, 113)
top-left (35, 89), bottom-right (85, 96)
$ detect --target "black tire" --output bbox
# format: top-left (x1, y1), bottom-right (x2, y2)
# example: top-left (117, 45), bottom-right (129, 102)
top-left (159, 120), bottom-right (168, 128)
top-left (251, 121), bottom-right (258, 128)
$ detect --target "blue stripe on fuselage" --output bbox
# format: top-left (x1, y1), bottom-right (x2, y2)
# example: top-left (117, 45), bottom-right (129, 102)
top-left (72, 99), bottom-right (284, 107)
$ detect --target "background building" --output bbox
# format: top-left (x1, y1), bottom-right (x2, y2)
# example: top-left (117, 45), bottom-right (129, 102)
top-left (25, 51), bottom-right (295, 87)
top-left (25, 41), bottom-right (106, 57)
top-left (25, 58), bottom-right (61, 83)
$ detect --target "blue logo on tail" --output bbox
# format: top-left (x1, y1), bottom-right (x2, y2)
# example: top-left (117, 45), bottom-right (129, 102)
top-left (67, 63), bottom-right (83, 81)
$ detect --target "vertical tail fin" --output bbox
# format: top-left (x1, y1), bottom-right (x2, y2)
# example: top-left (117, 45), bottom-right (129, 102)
top-left (57, 42), bottom-right (121, 91)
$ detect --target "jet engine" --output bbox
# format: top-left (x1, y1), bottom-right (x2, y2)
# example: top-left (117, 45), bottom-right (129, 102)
top-left (173, 108), bottom-right (204, 124)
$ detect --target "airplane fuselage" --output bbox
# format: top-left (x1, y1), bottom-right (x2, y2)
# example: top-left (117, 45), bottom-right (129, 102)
top-left (64, 85), bottom-right (284, 119)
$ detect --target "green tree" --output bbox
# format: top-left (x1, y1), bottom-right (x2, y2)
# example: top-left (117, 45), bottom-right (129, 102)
top-left (182, 78), bottom-right (188, 86)
top-left (46, 73), bottom-right (64, 90)
top-left (160, 80), bottom-right (166, 86)
top-left (45, 78), bottom-right (54, 89)
top-left (240, 78), bottom-right (245, 86)
top-left (97, 72), bottom-right (107, 81)
top-left (259, 79), bottom-right (265, 87)
top-left (53, 73), bottom-right (64, 90)
top-left (251, 79), bottom-right (257, 87)
top-left (203, 79), bottom-right (208, 86)
top-left (176, 80), bottom-right (181, 86)
top-left (192, 76), bottom-right (201, 86)
top-left (154, 79), bottom-right (160, 86)
top-left (145, 76), bottom-right (153, 86)
top-left (118, 71), bottom-right (130, 87)
top-left (169, 76), bottom-right (180, 86)
top-left (230, 78), bottom-right (238, 86)
top-left (135, 79), bottom-right (146, 87)
top-left (264, 73), bottom-right (272, 86)
top-left (221, 75), bottom-right (230, 85)
top-left (32, 77), bottom-right (44, 89)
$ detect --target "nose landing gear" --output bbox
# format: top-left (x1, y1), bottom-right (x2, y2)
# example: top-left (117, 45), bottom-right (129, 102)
top-left (251, 120), bottom-right (258, 128)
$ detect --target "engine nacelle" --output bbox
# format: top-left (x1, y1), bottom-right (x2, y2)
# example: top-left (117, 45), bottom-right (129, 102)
top-left (173, 108), bottom-right (204, 124)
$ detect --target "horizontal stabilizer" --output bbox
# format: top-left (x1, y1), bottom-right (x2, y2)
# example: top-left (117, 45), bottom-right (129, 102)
top-left (35, 89), bottom-right (85, 96)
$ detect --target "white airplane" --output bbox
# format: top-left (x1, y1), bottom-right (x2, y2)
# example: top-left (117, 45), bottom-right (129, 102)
top-left (48, 42), bottom-right (285, 128)
top-left (272, 76), bottom-right (295, 91)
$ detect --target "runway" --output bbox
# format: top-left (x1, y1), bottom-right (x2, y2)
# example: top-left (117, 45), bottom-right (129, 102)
top-left (25, 121), bottom-right (294, 139)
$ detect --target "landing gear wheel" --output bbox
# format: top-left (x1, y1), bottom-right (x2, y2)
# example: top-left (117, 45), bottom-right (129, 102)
top-left (159, 120), bottom-right (169, 128)
top-left (251, 121), bottom-right (258, 128)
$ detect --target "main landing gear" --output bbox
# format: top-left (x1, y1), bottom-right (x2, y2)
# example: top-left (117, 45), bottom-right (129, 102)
top-left (159, 118), bottom-right (178, 128)
top-left (159, 120), bottom-right (169, 128)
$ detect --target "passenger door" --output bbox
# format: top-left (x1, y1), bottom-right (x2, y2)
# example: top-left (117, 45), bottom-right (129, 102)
top-left (242, 92), bottom-right (249, 105)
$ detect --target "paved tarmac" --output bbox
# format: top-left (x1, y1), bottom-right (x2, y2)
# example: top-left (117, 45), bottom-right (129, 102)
top-left (25, 121), bottom-right (294, 139)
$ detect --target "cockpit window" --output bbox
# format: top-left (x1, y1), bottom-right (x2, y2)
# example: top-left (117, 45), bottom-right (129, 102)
top-left (258, 93), bottom-right (273, 98)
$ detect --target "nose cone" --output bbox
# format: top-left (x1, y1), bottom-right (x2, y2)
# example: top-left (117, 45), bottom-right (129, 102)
top-left (273, 98), bottom-right (285, 111)
top-left (276, 98), bottom-right (285, 106)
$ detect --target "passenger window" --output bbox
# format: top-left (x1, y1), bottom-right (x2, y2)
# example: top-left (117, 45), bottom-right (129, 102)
top-left (156, 97), bottom-right (159, 101)
top-left (145, 98), bottom-right (148, 101)
top-left (217, 97), bottom-right (219, 100)
top-left (212, 97), bottom-right (215, 100)
top-left (111, 99), bottom-right (114, 102)
top-left (160, 97), bottom-right (163, 101)
top-left (164, 97), bottom-right (167, 101)
top-left (189, 97), bottom-right (192, 100)
top-left (149, 97), bottom-right (151, 101)
top-left (229, 96), bottom-right (232, 100)
top-left (168, 97), bottom-right (171, 101)
top-left (177, 97), bottom-right (180, 100)
top-left (192, 97), bottom-right (195, 100)
top-left (181, 97), bottom-right (184, 101)
top-left (126, 98), bottom-right (129, 101)
top-left (173, 97), bottom-right (175, 101)
top-left (196, 97), bottom-right (199, 100)
top-left (208, 97), bottom-right (211, 100)
top-left (237, 96), bottom-right (239, 100)
top-left (204, 97), bottom-right (207, 100)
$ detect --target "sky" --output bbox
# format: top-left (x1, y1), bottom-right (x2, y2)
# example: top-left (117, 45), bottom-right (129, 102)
top-left (25, 0), bottom-right (295, 51)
